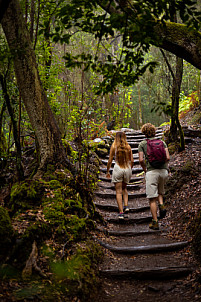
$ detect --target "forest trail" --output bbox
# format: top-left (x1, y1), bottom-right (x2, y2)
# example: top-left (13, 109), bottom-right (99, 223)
top-left (93, 129), bottom-right (196, 302)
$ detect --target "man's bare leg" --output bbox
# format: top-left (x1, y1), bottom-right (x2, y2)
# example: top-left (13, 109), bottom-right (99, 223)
top-left (149, 197), bottom-right (158, 221)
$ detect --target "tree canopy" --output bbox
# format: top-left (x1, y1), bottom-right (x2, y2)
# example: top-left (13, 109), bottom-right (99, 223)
top-left (51, 0), bottom-right (201, 93)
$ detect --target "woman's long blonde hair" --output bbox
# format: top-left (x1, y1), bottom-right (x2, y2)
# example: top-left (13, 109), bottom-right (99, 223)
top-left (113, 132), bottom-right (130, 168)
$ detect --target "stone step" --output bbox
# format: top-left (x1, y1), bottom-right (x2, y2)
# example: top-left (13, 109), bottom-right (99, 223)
top-left (106, 215), bottom-right (152, 224)
top-left (98, 176), bottom-right (144, 183)
top-left (101, 158), bottom-right (139, 166)
top-left (126, 133), bottom-right (163, 142)
top-left (94, 203), bottom-right (149, 212)
top-left (95, 191), bottom-right (146, 200)
top-left (124, 129), bottom-right (164, 137)
top-left (98, 183), bottom-right (142, 191)
top-left (100, 167), bottom-right (143, 174)
top-left (105, 148), bottom-right (139, 158)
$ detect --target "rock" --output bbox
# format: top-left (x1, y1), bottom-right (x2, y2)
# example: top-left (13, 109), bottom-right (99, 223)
top-left (93, 138), bottom-right (104, 143)
top-left (96, 148), bottom-right (108, 158)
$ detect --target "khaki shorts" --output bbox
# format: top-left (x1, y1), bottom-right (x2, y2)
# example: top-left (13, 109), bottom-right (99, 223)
top-left (146, 169), bottom-right (168, 199)
top-left (112, 164), bottom-right (132, 184)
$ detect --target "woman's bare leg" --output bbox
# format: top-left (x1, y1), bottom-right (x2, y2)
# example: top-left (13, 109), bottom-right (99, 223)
top-left (115, 182), bottom-right (123, 212)
top-left (122, 182), bottom-right (128, 207)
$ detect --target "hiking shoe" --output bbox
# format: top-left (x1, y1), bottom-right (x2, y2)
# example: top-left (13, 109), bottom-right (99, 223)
top-left (118, 212), bottom-right (124, 220)
top-left (159, 204), bottom-right (167, 219)
top-left (149, 219), bottom-right (159, 230)
top-left (123, 206), bottom-right (129, 213)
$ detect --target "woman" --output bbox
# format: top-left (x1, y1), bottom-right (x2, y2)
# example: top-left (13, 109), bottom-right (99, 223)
top-left (106, 132), bottom-right (134, 219)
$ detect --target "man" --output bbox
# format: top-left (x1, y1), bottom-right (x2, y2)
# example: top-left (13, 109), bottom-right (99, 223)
top-left (138, 123), bottom-right (170, 230)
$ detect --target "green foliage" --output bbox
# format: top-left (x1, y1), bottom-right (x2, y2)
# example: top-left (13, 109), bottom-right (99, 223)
top-left (52, 0), bottom-right (201, 93)
top-left (179, 91), bottom-right (199, 118)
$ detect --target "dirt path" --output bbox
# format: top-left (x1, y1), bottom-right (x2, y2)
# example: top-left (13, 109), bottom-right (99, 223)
top-left (93, 128), bottom-right (198, 302)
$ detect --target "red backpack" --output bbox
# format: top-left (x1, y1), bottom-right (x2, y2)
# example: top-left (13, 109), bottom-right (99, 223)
top-left (146, 139), bottom-right (167, 168)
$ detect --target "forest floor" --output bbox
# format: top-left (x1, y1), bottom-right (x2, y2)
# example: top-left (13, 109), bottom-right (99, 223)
top-left (94, 126), bottom-right (201, 302)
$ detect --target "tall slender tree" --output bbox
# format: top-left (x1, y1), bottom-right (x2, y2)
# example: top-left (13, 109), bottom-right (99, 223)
top-left (1, 0), bottom-right (74, 175)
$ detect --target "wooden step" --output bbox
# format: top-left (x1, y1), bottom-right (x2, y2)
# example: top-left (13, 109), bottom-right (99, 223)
top-left (97, 226), bottom-right (162, 236)
top-left (106, 215), bottom-right (152, 224)
top-left (99, 266), bottom-right (193, 280)
top-left (96, 238), bottom-right (189, 254)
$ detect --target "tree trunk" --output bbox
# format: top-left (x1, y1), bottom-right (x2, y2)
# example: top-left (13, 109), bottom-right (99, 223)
top-left (170, 57), bottom-right (185, 151)
top-left (137, 84), bottom-right (142, 128)
top-left (0, 74), bottom-right (24, 180)
top-left (1, 0), bottom-right (74, 175)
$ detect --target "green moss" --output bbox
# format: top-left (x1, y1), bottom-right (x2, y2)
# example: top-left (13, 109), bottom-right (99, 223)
top-left (167, 142), bottom-right (179, 154)
top-left (43, 196), bottom-right (88, 241)
top-left (54, 168), bottom-right (73, 184)
top-left (62, 139), bottom-right (74, 156)
top-left (181, 160), bottom-right (195, 173)
top-left (9, 180), bottom-right (45, 212)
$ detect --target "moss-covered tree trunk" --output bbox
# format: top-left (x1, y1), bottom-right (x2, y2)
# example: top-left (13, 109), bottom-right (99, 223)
top-left (1, 0), bottom-right (74, 175)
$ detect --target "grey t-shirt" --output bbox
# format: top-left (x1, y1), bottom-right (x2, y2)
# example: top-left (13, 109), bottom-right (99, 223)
top-left (138, 137), bottom-right (168, 171)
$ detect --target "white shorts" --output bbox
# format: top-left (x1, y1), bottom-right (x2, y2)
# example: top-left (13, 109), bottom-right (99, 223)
top-left (112, 163), bottom-right (132, 184)
top-left (146, 169), bottom-right (168, 199)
